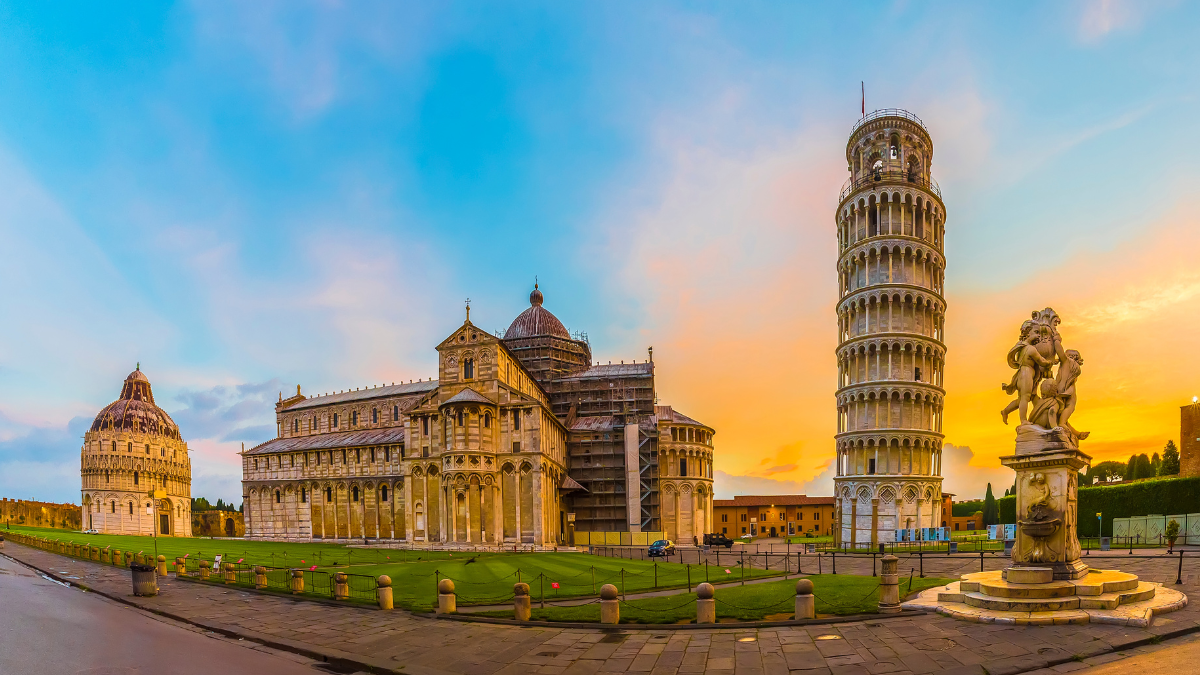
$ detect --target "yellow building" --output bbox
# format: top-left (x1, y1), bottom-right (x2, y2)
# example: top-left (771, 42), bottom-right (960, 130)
top-left (712, 495), bottom-right (835, 538)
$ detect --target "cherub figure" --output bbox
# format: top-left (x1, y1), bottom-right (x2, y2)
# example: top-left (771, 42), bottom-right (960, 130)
top-left (1028, 379), bottom-right (1063, 430)
top-left (1001, 323), bottom-right (1057, 425)
top-left (1054, 349), bottom-right (1089, 440)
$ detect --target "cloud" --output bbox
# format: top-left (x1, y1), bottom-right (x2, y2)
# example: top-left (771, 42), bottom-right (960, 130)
top-left (939, 443), bottom-right (1011, 502)
top-left (713, 463), bottom-right (834, 501)
top-left (1077, 0), bottom-right (1144, 42)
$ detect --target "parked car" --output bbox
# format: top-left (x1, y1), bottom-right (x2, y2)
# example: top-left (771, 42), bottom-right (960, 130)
top-left (703, 533), bottom-right (734, 548)
top-left (647, 539), bottom-right (676, 557)
top-left (82, 529), bottom-right (99, 534)
top-left (739, 533), bottom-right (753, 540)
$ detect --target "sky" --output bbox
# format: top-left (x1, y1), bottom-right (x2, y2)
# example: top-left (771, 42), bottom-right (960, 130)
top-left (2, 0), bottom-right (1199, 506)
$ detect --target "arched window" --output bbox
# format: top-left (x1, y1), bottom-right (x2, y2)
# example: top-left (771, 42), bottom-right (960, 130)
top-left (393, 405), bottom-right (399, 421)
top-left (352, 486), bottom-right (359, 502)
top-left (325, 487), bottom-right (333, 502)
top-left (457, 411), bottom-right (464, 426)
top-left (463, 358), bottom-right (474, 379)
top-left (351, 411), bottom-right (358, 426)
top-left (484, 412), bottom-right (491, 428)
top-left (110, 501), bottom-right (115, 513)
top-left (332, 413), bottom-right (339, 428)
top-left (133, 471), bottom-right (139, 485)
top-left (293, 419), bottom-right (298, 432)
top-left (372, 408), bottom-right (378, 424)
top-left (301, 488), bottom-right (307, 503)
top-left (144, 444), bottom-right (150, 455)
top-left (275, 490), bottom-right (281, 504)
top-left (105, 470), bottom-right (110, 483)
top-left (128, 502), bottom-right (133, 515)
top-left (380, 485), bottom-right (389, 502)
top-left (112, 441), bottom-right (117, 452)
top-left (128, 442), bottom-right (133, 453)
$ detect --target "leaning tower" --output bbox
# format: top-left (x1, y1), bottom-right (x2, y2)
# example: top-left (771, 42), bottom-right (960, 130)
top-left (833, 109), bottom-right (947, 548)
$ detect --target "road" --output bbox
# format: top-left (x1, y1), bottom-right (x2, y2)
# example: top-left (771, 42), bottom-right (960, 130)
top-left (0, 553), bottom-right (332, 675)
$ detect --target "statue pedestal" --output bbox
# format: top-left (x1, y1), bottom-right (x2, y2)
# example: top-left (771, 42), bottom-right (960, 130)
top-left (1000, 426), bottom-right (1091, 581)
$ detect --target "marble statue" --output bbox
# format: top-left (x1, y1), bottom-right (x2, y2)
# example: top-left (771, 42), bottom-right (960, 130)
top-left (1000, 308), bottom-right (1089, 445)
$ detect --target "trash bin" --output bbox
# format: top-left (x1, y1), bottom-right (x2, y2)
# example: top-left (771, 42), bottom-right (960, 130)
top-left (131, 563), bottom-right (158, 597)
top-left (1100, 537), bottom-right (1111, 551)
top-left (948, 541), bottom-right (958, 554)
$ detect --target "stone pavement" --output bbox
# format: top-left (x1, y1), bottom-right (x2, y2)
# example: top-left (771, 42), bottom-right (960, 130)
top-left (4, 541), bottom-right (1200, 675)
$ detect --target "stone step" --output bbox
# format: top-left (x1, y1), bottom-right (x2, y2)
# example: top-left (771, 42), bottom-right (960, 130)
top-left (1073, 569), bottom-right (1141, 596)
top-left (962, 592), bottom-right (1081, 612)
top-left (1077, 582), bottom-right (1159, 610)
top-left (1003, 567), bottom-right (1054, 584)
top-left (977, 579), bottom-right (1078, 599)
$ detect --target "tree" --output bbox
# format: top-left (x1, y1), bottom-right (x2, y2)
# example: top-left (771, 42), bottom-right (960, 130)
top-left (983, 483), bottom-right (999, 527)
top-left (1151, 452), bottom-right (1162, 477)
top-left (1135, 453), bottom-right (1153, 480)
top-left (1161, 440), bottom-right (1181, 476)
top-left (1126, 454), bottom-right (1138, 481)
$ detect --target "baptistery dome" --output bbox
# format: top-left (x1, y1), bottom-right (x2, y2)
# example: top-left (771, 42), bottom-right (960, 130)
top-left (504, 283), bottom-right (571, 340)
top-left (89, 366), bottom-right (181, 440)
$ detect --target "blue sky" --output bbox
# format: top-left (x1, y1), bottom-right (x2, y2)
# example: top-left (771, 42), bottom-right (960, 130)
top-left (3, 1), bottom-right (1200, 505)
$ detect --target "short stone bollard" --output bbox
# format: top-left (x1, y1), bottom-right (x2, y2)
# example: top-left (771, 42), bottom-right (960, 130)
top-left (513, 582), bottom-right (531, 621)
top-left (334, 572), bottom-right (349, 600)
top-left (157, 555), bottom-right (168, 577)
top-left (600, 584), bottom-right (620, 625)
top-left (223, 563), bottom-right (236, 584)
top-left (254, 566), bottom-right (267, 589)
top-left (101, 548), bottom-right (110, 564)
top-left (696, 582), bottom-right (716, 624)
top-left (93, 546), bottom-right (101, 562)
top-left (113, 549), bottom-right (122, 566)
top-left (124, 551), bottom-right (133, 567)
top-left (290, 569), bottom-right (304, 594)
top-left (377, 575), bottom-right (393, 610)
top-left (437, 578), bottom-right (456, 614)
top-left (795, 579), bottom-right (815, 620)
top-left (175, 558), bottom-right (186, 576)
top-left (199, 561), bottom-right (211, 581)
top-left (878, 554), bottom-right (900, 613)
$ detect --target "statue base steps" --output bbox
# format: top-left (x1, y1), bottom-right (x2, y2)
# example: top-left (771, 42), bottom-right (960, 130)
top-left (902, 568), bottom-right (1186, 627)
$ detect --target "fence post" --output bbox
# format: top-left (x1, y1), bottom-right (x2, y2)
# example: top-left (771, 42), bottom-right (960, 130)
top-left (795, 579), bottom-right (815, 620)
top-left (540, 573), bottom-right (545, 609)
top-left (377, 575), bottom-right (393, 610)
top-left (878, 554), bottom-right (900, 613)
top-left (254, 566), bottom-right (267, 589)
top-left (591, 566), bottom-right (596, 595)
top-left (696, 582), bottom-right (715, 624)
top-left (687, 564), bottom-right (691, 590)
top-left (654, 562), bottom-right (658, 589)
top-left (437, 578), bottom-right (456, 614)
top-left (979, 550), bottom-right (984, 573)
top-left (919, 552), bottom-right (924, 578)
top-left (513, 582), bottom-right (531, 620)
top-left (1177, 550), bottom-right (1184, 585)
top-left (334, 572), bottom-right (349, 600)
top-left (291, 569), bottom-right (304, 594)
top-left (600, 584), bottom-right (619, 624)
top-left (621, 568), bottom-right (626, 601)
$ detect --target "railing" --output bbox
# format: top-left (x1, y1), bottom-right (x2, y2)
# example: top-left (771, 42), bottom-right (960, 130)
top-left (850, 109), bottom-right (927, 137)
top-left (839, 169), bottom-right (942, 203)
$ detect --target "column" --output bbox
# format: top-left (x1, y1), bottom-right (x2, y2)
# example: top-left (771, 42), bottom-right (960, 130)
top-left (871, 498), bottom-right (879, 548)
top-left (850, 498), bottom-right (858, 548)
top-left (404, 474), bottom-right (414, 541)
top-left (513, 470), bottom-right (522, 544)
top-left (532, 468), bottom-right (544, 545)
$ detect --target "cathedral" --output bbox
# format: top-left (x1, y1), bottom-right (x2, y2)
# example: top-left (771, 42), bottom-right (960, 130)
top-left (80, 366), bottom-right (194, 536)
top-left (242, 285), bottom-right (715, 547)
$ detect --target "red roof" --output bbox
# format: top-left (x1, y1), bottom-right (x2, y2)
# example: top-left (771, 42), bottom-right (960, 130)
top-left (713, 495), bottom-right (835, 507)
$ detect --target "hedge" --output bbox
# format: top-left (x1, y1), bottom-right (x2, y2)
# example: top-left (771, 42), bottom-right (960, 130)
top-left (995, 476), bottom-right (1200, 537)
top-left (951, 500), bottom-right (985, 517)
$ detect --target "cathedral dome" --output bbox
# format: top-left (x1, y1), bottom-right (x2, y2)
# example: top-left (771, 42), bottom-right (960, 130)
top-left (504, 283), bottom-right (571, 340)
top-left (89, 366), bottom-right (182, 440)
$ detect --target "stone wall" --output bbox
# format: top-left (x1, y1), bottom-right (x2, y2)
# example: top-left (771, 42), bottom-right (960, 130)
top-left (1182, 402), bottom-right (1200, 477)
top-left (191, 510), bottom-right (245, 537)
top-left (0, 498), bottom-right (83, 531)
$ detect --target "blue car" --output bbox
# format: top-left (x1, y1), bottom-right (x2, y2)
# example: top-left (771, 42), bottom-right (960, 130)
top-left (648, 539), bottom-right (676, 557)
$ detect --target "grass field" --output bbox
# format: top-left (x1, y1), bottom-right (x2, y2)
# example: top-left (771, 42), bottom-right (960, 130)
top-left (4, 525), bottom-right (782, 611)
top-left (476, 574), bottom-right (953, 623)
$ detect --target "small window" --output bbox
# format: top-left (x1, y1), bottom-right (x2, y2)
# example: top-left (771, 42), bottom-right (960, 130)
top-left (356, 448), bottom-right (361, 463)
top-left (371, 448), bottom-right (376, 463)
top-left (679, 458), bottom-right (687, 477)
top-left (671, 427), bottom-right (678, 441)
top-left (741, 526), bottom-right (747, 534)
top-left (484, 412), bottom-right (491, 428)
top-left (333, 413), bottom-right (339, 428)
top-left (133, 471), bottom-right (139, 485)
top-left (512, 441), bottom-right (521, 453)
top-left (380, 485), bottom-right (389, 502)
top-left (315, 453), bottom-right (321, 465)
top-left (352, 486), bottom-right (359, 502)
top-left (914, 367), bottom-right (922, 381)
top-left (385, 447), bottom-right (391, 462)
top-left (112, 441), bottom-right (117, 452)
top-left (352, 411), bottom-right (358, 426)
top-left (463, 358), bottom-right (474, 379)
top-left (275, 490), bottom-right (281, 504)
top-left (145, 444), bottom-right (150, 455)
top-left (129, 502), bottom-right (133, 515)
top-left (301, 488), bottom-right (307, 503)
top-left (457, 411), bottom-right (464, 426)
top-left (721, 514), bottom-right (727, 523)
top-left (110, 501), bottom-right (115, 513)
top-left (741, 514), bottom-right (747, 522)
top-left (312, 417), bottom-right (317, 431)
top-left (325, 487), bottom-right (333, 502)
top-left (128, 442), bottom-right (133, 453)
top-left (868, 458), bottom-right (876, 475)
top-left (513, 410), bottom-right (520, 431)
top-left (372, 408), bottom-right (378, 424)
top-left (780, 513), bottom-right (785, 521)
top-left (341, 450), bottom-right (347, 464)
top-left (422, 417), bottom-right (429, 435)
top-left (393, 405), bottom-right (399, 421)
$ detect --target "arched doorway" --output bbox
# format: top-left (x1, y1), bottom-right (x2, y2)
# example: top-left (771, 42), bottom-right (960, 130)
top-left (159, 499), bottom-right (172, 535)
top-left (225, 518), bottom-right (235, 537)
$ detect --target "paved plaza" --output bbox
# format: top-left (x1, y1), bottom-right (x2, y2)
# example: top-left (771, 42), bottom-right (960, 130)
top-left (2, 541), bottom-right (1198, 674)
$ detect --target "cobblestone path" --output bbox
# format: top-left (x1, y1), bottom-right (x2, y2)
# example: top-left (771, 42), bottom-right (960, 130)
top-left (4, 542), bottom-right (1199, 675)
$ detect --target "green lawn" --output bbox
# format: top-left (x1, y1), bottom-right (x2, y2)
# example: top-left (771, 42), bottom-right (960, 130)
top-left (476, 574), bottom-right (953, 623)
top-left (4, 525), bottom-right (783, 611)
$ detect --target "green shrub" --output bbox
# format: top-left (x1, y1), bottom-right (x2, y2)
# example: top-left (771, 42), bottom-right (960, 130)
top-left (952, 500), bottom-right (984, 517)
top-left (998, 476), bottom-right (1200, 536)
